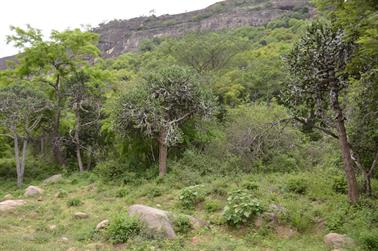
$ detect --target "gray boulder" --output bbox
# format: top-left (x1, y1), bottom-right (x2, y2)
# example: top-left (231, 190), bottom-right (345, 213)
top-left (0, 199), bottom-right (26, 212)
top-left (324, 233), bottom-right (355, 249)
top-left (74, 212), bottom-right (89, 219)
top-left (128, 204), bottom-right (207, 239)
top-left (24, 186), bottom-right (43, 197)
top-left (96, 219), bottom-right (109, 230)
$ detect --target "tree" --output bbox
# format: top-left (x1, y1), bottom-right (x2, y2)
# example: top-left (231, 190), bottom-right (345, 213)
top-left (0, 85), bottom-right (49, 186)
top-left (6, 26), bottom-right (100, 165)
top-left (66, 69), bottom-right (105, 172)
top-left (165, 32), bottom-right (246, 74)
top-left (116, 66), bottom-right (216, 176)
top-left (281, 21), bottom-right (359, 203)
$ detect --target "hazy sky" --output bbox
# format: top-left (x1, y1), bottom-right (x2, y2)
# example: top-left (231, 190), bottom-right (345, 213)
top-left (0, 0), bottom-right (220, 57)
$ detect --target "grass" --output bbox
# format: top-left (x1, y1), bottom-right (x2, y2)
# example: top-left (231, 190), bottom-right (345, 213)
top-left (0, 168), bottom-right (377, 250)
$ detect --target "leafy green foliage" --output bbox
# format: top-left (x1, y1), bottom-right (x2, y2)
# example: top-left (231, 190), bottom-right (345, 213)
top-left (223, 189), bottom-right (263, 226)
top-left (106, 214), bottom-right (142, 244)
top-left (286, 177), bottom-right (308, 194)
top-left (332, 176), bottom-right (347, 194)
top-left (172, 214), bottom-right (192, 234)
top-left (204, 200), bottom-right (222, 213)
top-left (179, 185), bottom-right (205, 209)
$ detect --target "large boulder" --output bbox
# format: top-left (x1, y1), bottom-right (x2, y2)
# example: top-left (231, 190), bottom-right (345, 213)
top-left (129, 204), bottom-right (176, 239)
top-left (43, 174), bottom-right (63, 185)
top-left (128, 204), bottom-right (207, 239)
top-left (24, 186), bottom-right (43, 197)
top-left (324, 233), bottom-right (355, 249)
top-left (0, 199), bottom-right (26, 212)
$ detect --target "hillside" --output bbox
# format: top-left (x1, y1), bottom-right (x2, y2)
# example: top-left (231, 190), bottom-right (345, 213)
top-left (0, 0), bottom-right (312, 69)
top-left (94, 0), bottom-right (312, 57)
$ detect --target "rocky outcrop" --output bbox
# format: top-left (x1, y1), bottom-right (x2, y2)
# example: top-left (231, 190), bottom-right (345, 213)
top-left (0, 0), bottom-right (312, 69)
top-left (94, 0), bottom-right (312, 57)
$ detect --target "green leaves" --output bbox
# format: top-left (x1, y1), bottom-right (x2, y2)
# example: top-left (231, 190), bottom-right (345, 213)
top-left (223, 189), bottom-right (263, 226)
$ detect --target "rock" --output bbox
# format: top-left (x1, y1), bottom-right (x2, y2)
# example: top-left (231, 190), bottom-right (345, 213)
top-left (43, 174), bottom-right (63, 185)
top-left (48, 224), bottom-right (57, 230)
top-left (24, 186), bottom-right (43, 197)
top-left (74, 212), bottom-right (89, 219)
top-left (66, 248), bottom-right (79, 251)
top-left (96, 219), bottom-right (109, 230)
top-left (0, 199), bottom-right (26, 212)
top-left (128, 204), bottom-right (206, 239)
top-left (61, 237), bottom-right (69, 242)
top-left (324, 233), bottom-right (355, 249)
top-left (3, 194), bottom-right (13, 200)
top-left (129, 204), bottom-right (176, 239)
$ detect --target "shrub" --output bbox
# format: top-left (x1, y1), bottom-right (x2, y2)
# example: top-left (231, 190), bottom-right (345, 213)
top-left (179, 185), bottom-right (205, 209)
top-left (332, 176), bottom-right (347, 194)
top-left (242, 181), bottom-right (259, 191)
top-left (116, 188), bottom-right (129, 198)
top-left (286, 177), bottom-right (307, 194)
top-left (173, 214), bottom-right (192, 234)
top-left (107, 214), bottom-right (142, 244)
top-left (204, 200), bottom-right (222, 213)
top-left (223, 189), bottom-right (263, 226)
top-left (360, 230), bottom-right (378, 251)
top-left (67, 198), bottom-right (82, 207)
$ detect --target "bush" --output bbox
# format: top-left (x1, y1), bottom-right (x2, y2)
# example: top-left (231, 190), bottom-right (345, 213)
top-left (204, 200), bottom-right (222, 213)
top-left (56, 189), bottom-right (68, 198)
top-left (286, 177), bottom-right (307, 194)
top-left (242, 181), bottom-right (259, 191)
top-left (332, 176), bottom-right (347, 194)
top-left (223, 189), bottom-right (263, 226)
top-left (116, 188), bottom-right (129, 198)
top-left (107, 214), bottom-right (142, 244)
top-left (179, 185), bottom-right (205, 209)
top-left (360, 230), bottom-right (378, 251)
top-left (67, 198), bottom-right (82, 207)
top-left (173, 214), bottom-right (192, 234)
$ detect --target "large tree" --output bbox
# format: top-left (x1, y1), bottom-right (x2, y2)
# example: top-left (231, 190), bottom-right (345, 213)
top-left (6, 26), bottom-right (100, 165)
top-left (116, 66), bottom-right (216, 176)
top-left (0, 85), bottom-right (49, 187)
top-left (282, 21), bottom-right (360, 203)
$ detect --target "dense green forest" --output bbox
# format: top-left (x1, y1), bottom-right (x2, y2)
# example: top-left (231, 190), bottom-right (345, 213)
top-left (0, 0), bottom-right (377, 250)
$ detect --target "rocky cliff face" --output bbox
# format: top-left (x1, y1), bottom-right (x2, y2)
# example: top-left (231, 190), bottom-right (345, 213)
top-left (0, 0), bottom-right (312, 68)
top-left (95, 0), bottom-right (312, 58)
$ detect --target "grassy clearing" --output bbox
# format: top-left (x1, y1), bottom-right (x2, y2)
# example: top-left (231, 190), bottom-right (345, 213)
top-left (0, 168), bottom-right (377, 251)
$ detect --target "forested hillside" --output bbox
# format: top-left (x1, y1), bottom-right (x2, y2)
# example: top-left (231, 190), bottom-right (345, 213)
top-left (0, 0), bottom-right (377, 250)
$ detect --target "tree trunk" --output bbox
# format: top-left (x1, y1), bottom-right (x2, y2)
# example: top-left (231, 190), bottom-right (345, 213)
top-left (75, 109), bottom-right (84, 172)
top-left (86, 145), bottom-right (92, 170)
top-left (52, 75), bottom-right (65, 166)
top-left (331, 89), bottom-right (359, 204)
top-left (14, 135), bottom-right (22, 187)
top-left (20, 138), bottom-right (28, 184)
top-left (158, 129), bottom-right (168, 177)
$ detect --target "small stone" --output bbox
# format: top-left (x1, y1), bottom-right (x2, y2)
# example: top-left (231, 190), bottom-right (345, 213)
top-left (74, 212), bottom-right (89, 219)
top-left (192, 236), bottom-right (200, 244)
top-left (48, 224), bottom-right (57, 230)
top-left (96, 219), bottom-right (109, 230)
top-left (61, 237), bottom-right (69, 242)
top-left (66, 248), bottom-right (79, 251)
top-left (43, 174), bottom-right (63, 185)
top-left (24, 186), bottom-right (43, 197)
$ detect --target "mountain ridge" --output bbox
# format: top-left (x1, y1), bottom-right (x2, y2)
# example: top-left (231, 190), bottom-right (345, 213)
top-left (0, 0), bottom-right (313, 69)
